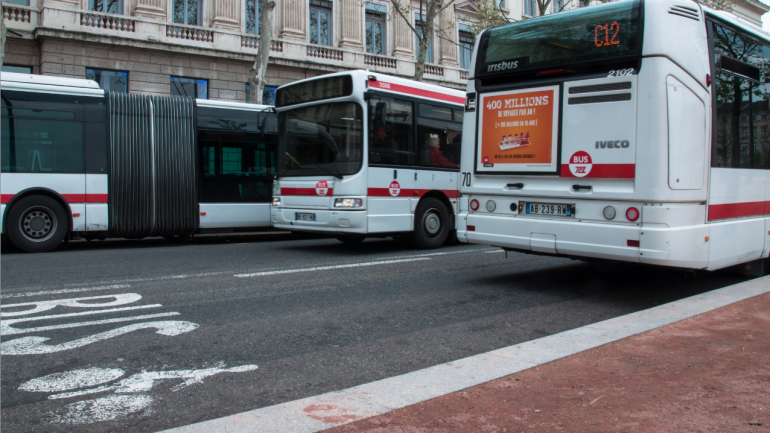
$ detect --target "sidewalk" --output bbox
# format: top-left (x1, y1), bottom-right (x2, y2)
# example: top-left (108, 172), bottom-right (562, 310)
top-left (162, 276), bottom-right (770, 433)
top-left (325, 288), bottom-right (770, 432)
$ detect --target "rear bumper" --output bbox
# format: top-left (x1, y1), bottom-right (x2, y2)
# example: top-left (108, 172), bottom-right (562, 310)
top-left (272, 207), bottom-right (367, 234)
top-left (465, 214), bottom-right (709, 269)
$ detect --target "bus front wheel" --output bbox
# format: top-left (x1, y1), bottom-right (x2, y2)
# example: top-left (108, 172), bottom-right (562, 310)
top-left (7, 195), bottom-right (69, 253)
top-left (410, 198), bottom-right (449, 249)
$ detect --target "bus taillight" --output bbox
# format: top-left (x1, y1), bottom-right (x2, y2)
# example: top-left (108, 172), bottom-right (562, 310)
top-left (470, 199), bottom-right (479, 211)
top-left (626, 207), bottom-right (639, 221)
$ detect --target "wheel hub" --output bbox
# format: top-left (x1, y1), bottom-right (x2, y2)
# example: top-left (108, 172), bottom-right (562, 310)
top-left (423, 209), bottom-right (442, 237)
top-left (20, 207), bottom-right (56, 242)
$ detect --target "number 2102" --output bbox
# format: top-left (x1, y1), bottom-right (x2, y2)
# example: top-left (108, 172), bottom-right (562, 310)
top-left (608, 68), bottom-right (635, 77)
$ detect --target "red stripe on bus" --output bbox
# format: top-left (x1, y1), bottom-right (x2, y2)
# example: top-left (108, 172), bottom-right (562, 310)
top-left (280, 188), bottom-right (335, 196)
top-left (559, 164), bottom-right (635, 178)
top-left (367, 188), bottom-right (460, 198)
top-left (708, 201), bottom-right (767, 221)
top-left (0, 194), bottom-right (109, 204)
top-left (370, 80), bottom-right (465, 105)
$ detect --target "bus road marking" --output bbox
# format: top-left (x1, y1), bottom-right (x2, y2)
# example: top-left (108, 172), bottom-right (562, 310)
top-left (3, 312), bottom-right (181, 336)
top-left (2, 320), bottom-right (199, 355)
top-left (234, 258), bottom-right (430, 278)
top-left (2, 305), bottom-right (166, 335)
top-left (1, 284), bottom-right (131, 299)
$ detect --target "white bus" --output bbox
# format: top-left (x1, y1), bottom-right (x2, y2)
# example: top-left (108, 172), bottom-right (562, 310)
top-left (270, 70), bottom-right (465, 248)
top-left (459, 0), bottom-right (770, 272)
top-left (1, 72), bottom-right (277, 253)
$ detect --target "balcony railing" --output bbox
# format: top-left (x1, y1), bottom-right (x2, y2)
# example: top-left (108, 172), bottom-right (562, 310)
top-left (242, 36), bottom-right (283, 52)
top-left (81, 11), bottom-right (135, 32)
top-left (166, 24), bottom-right (214, 42)
top-left (3, 4), bottom-right (32, 23)
top-left (459, 69), bottom-right (468, 80)
top-left (425, 64), bottom-right (444, 76)
top-left (307, 45), bottom-right (343, 61)
top-left (365, 54), bottom-right (397, 69)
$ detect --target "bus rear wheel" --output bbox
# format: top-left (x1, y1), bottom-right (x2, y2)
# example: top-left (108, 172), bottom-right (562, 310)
top-left (7, 195), bottom-right (68, 253)
top-left (410, 197), bottom-right (449, 249)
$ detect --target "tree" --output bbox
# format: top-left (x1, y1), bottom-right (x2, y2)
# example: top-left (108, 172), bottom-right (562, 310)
top-left (457, 0), bottom-right (510, 38)
top-left (391, 0), bottom-right (458, 81)
top-left (248, 0), bottom-right (276, 104)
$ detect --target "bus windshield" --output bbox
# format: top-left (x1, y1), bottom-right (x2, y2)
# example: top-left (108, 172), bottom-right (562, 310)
top-left (477, 0), bottom-right (641, 77)
top-left (278, 102), bottom-right (364, 177)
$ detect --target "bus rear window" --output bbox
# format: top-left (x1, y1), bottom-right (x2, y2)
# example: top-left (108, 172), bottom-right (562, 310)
top-left (477, 0), bottom-right (641, 77)
top-left (276, 75), bottom-right (353, 107)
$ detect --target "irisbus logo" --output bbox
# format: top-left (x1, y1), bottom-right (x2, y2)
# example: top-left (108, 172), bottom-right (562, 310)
top-left (486, 60), bottom-right (519, 73)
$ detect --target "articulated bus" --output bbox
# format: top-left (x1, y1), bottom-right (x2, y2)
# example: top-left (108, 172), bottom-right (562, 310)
top-left (270, 70), bottom-right (466, 248)
top-left (1, 72), bottom-right (277, 253)
top-left (459, 0), bottom-right (770, 272)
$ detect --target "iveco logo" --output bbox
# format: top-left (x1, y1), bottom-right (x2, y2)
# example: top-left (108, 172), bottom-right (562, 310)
top-left (487, 60), bottom-right (519, 72)
top-left (595, 140), bottom-right (630, 149)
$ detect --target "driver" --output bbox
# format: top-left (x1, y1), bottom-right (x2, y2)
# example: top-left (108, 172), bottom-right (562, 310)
top-left (372, 125), bottom-right (399, 164)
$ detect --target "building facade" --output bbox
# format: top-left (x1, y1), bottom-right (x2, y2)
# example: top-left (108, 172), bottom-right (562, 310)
top-left (1, 0), bottom-right (768, 101)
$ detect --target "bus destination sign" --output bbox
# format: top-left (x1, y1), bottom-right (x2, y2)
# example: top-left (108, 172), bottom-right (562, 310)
top-left (476, 85), bottom-right (560, 174)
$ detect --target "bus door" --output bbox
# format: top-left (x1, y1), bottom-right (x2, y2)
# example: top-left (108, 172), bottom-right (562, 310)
top-left (197, 107), bottom-right (275, 229)
top-left (706, 20), bottom-right (769, 269)
top-left (366, 94), bottom-right (461, 233)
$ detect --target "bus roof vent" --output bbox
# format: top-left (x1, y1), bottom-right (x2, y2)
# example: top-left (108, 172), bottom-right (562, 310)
top-left (669, 5), bottom-right (700, 21)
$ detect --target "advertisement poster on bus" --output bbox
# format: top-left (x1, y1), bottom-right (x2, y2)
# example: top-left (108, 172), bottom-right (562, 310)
top-left (475, 85), bottom-right (560, 173)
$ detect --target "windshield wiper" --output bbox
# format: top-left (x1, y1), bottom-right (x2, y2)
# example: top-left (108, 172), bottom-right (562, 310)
top-left (309, 164), bottom-right (343, 180)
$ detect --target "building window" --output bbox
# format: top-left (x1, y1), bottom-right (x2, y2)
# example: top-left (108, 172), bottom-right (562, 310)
top-left (171, 77), bottom-right (208, 99)
top-left (86, 68), bottom-right (128, 93)
top-left (415, 14), bottom-right (433, 64)
top-left (458, 26), bottom-right (474, 70)
top-left (245, 84), bottom-right (277, 105)
top-left (246, 0), bottom-right (262, 35)
top-left (3, 0), bottom-right (30, 6)
top-left (1, 65), bottom-right (32, 74)
top-left (174, 0), bottom-right (200, 25)
top-left (524, 0), bottom-right (536, 15)
top-left (553, 0), bottom-right (563, 12)
top-left (90, 0), bottom-right (122, 14)
top-left (309, 0), bottom-right (332, 46)
top-left (366, 3), bottom-right (386, 55)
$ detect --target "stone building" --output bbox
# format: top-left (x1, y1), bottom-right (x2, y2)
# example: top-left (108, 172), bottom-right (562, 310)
top-left (1, 0), bottom-right (767, 102)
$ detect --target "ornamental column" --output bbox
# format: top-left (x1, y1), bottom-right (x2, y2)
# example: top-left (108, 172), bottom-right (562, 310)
top-left (279, 0), bottom-right (306, 41)
top-left (392, 0), bottom-right (413, 58)
top-left (211, 0), bottom-right (240, 30)
top-left (338, 0), bottom-right (363, 50)
top-left (134, 0), bottom-right (166, 20)
top-left (439, 5), bottom-right (458, 66)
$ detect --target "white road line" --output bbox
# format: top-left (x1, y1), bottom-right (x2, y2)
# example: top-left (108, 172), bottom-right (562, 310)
top-left (1, 285), bottom-right (132, 299)
top-left (234, 258), bottom-right (431, 278)
top-left (6, 312), bottom-right (181, 335)
top-left (485, 250), bottom-right (504, 253)
top-left (2, 305), bottom-right (164, 335)
top-left (159, 276), bottom-right (770, 433)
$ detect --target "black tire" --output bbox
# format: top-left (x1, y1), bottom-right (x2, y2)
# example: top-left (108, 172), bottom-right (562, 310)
top-left (410, 197), bottom-right (450, 249)
top-left (336, 235), bottom-right (366, 244)
top-left (7, 195), bottom-right (69, 253)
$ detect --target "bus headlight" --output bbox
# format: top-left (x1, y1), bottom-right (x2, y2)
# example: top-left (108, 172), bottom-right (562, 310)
top-left (272, 197), bottom-right (281, 206)
top-left (334, 198), bottom-right (363, 208)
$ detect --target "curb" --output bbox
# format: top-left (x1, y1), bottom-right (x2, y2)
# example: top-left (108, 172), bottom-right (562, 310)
top-left (159, 275), bottom-right (770, 433)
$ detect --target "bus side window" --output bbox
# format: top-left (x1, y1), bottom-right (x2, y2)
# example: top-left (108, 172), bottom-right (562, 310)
top-left (368, 96), bottom-right (416, 166)
top-left (197, 107), bottom-right (272, 203)
top-left (416, 103), bottom-right (459, 169)
top-left (711, 22), bottom-right (767, 170)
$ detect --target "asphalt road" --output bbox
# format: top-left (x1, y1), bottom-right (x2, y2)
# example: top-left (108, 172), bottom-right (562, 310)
top-left (0, 235), bottom-right (752, 432)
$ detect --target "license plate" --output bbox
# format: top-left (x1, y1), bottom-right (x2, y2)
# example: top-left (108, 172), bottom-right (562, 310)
top-left (525, 202), bottom-right (574, 217)
top-left (295, 213), bottom-right (316, 221)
